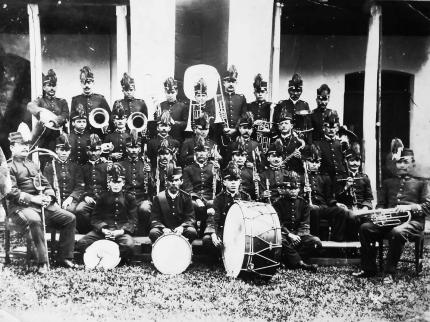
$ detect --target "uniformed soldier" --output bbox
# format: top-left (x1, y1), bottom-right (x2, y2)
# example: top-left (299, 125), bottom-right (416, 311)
top-left (149, 167), bottom-right (197, 243)
top-left (27, 69), bottom-right (69, 170)
top-left (70, 66), bottom-right (111, 137)
top-left (152, 141), bottom-right (176, 197)
top-left (43, 134), bottom-right (85, 215)
top-left (353, 148), bottom-right (430, 283)
top-left (229, 141), bottom-right (256, 200)
top-left (311, 84), bottom-right (338, 142)
top-left (69, 105), bottom-right (90, 165)
top-left (6, 131), bottom-right (77, 273)
top-left (103, 105), bottom-right (130, 162)
top-left (76, 163), bottom-right (137, 262)
top-left (74, 134), bottom-right (109, 233)
top-left (203, 162), bottom-right (251, 263)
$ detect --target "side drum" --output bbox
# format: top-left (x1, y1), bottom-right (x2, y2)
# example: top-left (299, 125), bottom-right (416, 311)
top-left (152, 233), bottom-right (192, 275)
top-left (222, 201), bottom-right (282, 280)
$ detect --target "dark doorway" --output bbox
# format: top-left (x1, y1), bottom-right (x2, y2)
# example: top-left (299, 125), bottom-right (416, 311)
top-left (344, 70), bottom-right (413, 182)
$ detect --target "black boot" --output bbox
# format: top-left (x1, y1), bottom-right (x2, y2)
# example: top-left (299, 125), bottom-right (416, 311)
top-left (297, 260), bottom-right (318, 273)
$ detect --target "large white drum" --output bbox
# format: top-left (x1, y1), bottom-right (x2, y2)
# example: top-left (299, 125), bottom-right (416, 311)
top-left (152, 233), bottom-right (192, 275)
top-left (83, 240), bottom-right (121, 270)
top-left (223, 201), bottom-right (282, 279)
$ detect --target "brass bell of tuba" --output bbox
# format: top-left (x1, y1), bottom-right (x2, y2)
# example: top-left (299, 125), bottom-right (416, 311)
top-left (88, 108), bottom-right (110, 129)
top-left (127, 112), bottom-right (148, 133)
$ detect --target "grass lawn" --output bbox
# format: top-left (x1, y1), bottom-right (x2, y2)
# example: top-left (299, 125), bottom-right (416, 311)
top-left (1, 245), bottom-right (429, 322)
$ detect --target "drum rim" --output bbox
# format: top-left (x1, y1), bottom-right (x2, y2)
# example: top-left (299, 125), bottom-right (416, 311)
top-left (152, 233), bottom-right (192, 275)
top-left (83, 239), bottom-right (121, 270)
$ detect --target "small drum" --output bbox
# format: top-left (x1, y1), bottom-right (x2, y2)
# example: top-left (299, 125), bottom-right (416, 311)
top-left (223, 201), bottom-right (282, 280)
top-left (83, 240), bottom-right (121, 270)
top-left (152, 233), bottom-right (192, 275)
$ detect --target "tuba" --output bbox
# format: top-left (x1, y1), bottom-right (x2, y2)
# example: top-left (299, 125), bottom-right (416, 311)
top-left (183, 64), bottom-right (221, 132)
top-left (127, 112), bottom-right (148, 133)
top-left (353, 207), bottom-right (412, 227)
top-left (88, 108), bottom-right (110, 130)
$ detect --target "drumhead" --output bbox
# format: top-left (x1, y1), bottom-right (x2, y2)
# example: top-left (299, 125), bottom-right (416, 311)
top-left (222, 203), bottom-right (246, 278)
top-left (83, 240), bottom-right (121, 270)
top-left (152, 233), bottom-right (192, 275)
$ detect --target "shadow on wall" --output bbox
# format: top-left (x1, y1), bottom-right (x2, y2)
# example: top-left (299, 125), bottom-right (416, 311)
top-left (0, 47), bottom-right (32, 159)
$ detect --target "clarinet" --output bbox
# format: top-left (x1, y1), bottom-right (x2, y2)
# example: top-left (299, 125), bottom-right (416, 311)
top-left (303, 161), bottom-right (313, 206)
top-left (252, 150), bottom-right (259, 198)
top-left (51, 158), bottom-right (62, 206)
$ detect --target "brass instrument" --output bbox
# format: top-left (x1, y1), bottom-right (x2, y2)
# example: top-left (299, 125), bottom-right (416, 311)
top-left (88, 108), bottom-right (110, 132)
top-left (281, 132), bottom-right (306, 167)
top-left (353, 207), bottom-right (412, 227)
top-left (127, 112), bottom-right (148, 133)
top-left (214, 92), bottom-right (229, 128)
top-left (254, 119), bottom-right (271, 153)
top-left (303, 161), bottom-right (313, 206)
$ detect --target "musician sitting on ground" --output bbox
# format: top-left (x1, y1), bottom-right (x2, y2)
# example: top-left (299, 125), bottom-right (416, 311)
top-left (6, 131), bottom-right (77, 273)
top-left (43, 134), bottom-right (85, 215)
top-left (301, 144), bottom-right (351, 242)
top-left (182, 140), bottom-right (219, 237)
top-left (311, 84), bottom-right (338, 142)
top-left (353, 148), bottom-right (430, 283)
top-left (260, 143), bottom-right (321, 272)
top-left (74, 134), bottom-right (109, 234)
top-left (149, 167), bottom-right (197, 243)
top-left (103, 105), bottom-right (131, 162)
top-left (69, 106), bottom-right (91, 165)
top-left (76, 164), bottom-right (137, 262)
top-left (203, 162), bottom-right (251, 264)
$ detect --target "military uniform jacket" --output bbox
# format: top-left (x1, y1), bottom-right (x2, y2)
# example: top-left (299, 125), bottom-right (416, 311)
top-left (205, 190), bottom-right (251, 235)
top-left (240, 166), bottom-right (255, 200)
top-left (247, 100), bottom-right (271, 122)
top-left (180, 137), bottom-right (217, 167)
top-left (300, 171), bottom-right (335, 207)
top-left (120, 157), bottom-right (151, 203)
top-left (69, 130), bottom-right (90, 165)
top-left (91, 190), bottom-right (137, 234)
top-left (151, 165), bottom-right (170, 197)
top-left (70, 93), bottom-right (111, 135)
top-left (103, 130), bottom-right (131, 160)
top-left (7, 158), bottom-right (56, 214)
top-left (150, 190), bottom-right (195, 229)
top-left (159, 100), bottom-right (188, 142)
top-left (113, 97), bottom-right (148, 118)
top-left (377, 175), bottom-right (430, 224)
top-left (147, 135), bottom-right (180, 167)
top-left (336, 171), bottom-right (373, 209)
top-left (222, 92), bottom-right (247, 128)
top-left (273, 99), bottom-right (310, 125)
top-left (279, 196), bottom-right (310, 236)
top-left (311, 107), bottom-right (335, 141)
top-left (227, 138), bottom-right (261, 165)
top-left (182, 162), bottom-right (215, 201)
top-left (259, 167), bottom-right (294, 203)
top-left (271, 133), bottom-right (304, 173)
top-left (81, 160), bottom-right (109, 200)
top-left (314, 137), bottom-right (346, 180)
top-left (43, 160), bottom-right (85, 204)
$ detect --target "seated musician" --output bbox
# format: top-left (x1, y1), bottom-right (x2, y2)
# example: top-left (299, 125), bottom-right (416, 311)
top-left (43, 134), bottom-right (85, 215)
top-left (229, 141), bottom-right (256, 200)
top-left (149, 167), bottom-right (197, 243)
top-left (260, 142), bottom-right (321, 272)
top-left (69, 106), bottom-right (90, 165)
top-left (147, 111), bottom-right (180, 168)
top-left (203, 162), bottom-right (251, 264)
top-left (182, 140), bottom-right (219, 237)
top-left (180, 114), bottom-right (219, 167)
top-left (6, 131), bottom-right (76, 273)
top-left (353, 148), bottom-right (430, 283)
top-left (311, 84), bottom-right (337, 142)
top-left (76, 164), bottom-right (137, 262)
top-left (103, 105), bottom-right (131, 162)
top-left (301, 144), bottom-right (351, 241)
top-left (75, 134), bottom-right (109, 233)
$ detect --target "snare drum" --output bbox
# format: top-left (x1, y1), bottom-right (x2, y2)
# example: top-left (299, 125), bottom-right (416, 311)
top-left (152, 233), bottom-right (192, 275)
top-left (223, 201), bottom-right (282, 279)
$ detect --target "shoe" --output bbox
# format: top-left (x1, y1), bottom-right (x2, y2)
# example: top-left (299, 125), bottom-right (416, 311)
top-left (383, 274), bottom-right (395, 284)
top-left (352, 270), bottom-right (376, 278)
top-left (57, 259), bottom-right (78, 269)
top-left (37, 263), bottom-right (49, 274)
top-left (298, 261), bottom-right (318, 273)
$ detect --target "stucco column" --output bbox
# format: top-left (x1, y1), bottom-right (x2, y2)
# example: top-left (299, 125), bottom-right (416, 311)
top-left (362, 4), bottom-right (382, 200)
top-left (27, 4), bottom-right (43, 101)
top-left (270, 1), bottom-right (283, 104)
top-left (116, 5), bottom-right (128, 99)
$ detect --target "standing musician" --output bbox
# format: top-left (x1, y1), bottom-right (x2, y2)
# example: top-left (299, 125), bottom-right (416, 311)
top-left (70, 66), bottom-right (111, 137)
top-left (103, 105), bottom-right (130, 162)
top-left (229, 141), bottom-right (256, 200)
top-left (180, 114), bottom-right (219, 167)
top-left (6, 131), bottom-right (77, 273)
top-left (186, 77), bottom-right (216, 132)
top-left (353, 148), bottom-right (430, 283)
top-left (74, 134), bottom-right (109, 233)
top-left (149, 167), bottom-right (198, 243)
top-left (311, 84), bottom-right (338, 142)
top-left (43, 134), bottom-right (85, 215)
top-left (182, 140), bottom-right (219, 237)
top-left (260, 154), bottom-right (321, 273)
top-left (27, 69), bottom-right (69, 170)
top-left (203, 162), bottom-right (251, 264)
top-left (76, 164), bottom-right (137, 262)
top-left (273, 73), bottom-right (310, 126)
top-left (69, 106), bottom-right (90, 165)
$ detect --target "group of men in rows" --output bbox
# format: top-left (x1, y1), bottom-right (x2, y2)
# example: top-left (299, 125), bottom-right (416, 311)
top-left (4, 65), bottom-right (429, 283)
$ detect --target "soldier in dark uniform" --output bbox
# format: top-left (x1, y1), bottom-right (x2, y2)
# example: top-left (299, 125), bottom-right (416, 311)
top-left (260, 159), bottom-right (320, 272)
top-left (182, 140), bottom-right (219, 237)
top-left (76, 164), bottom-right (137, 261)
top-left (229, 141), bottom-right (256, 200)
top-left (149, 167), bottom-right (197, 243)
top-left (6, 131), bottom-right (76, 273)
top-left (74, 134), bottom-right (109, 233)
top-left (311, 84), bottom-right (338, 142)
top-left (27, 69), bottom-right (69, 170)
top-left (203, 162), bottom-right (251, 263)
top-left (353, 148), bottom-right (430, 283)
top-left (69, 106), bottom-right (90, 165)
top-left (70, 66), bottom-right (111, 137)
top-left (273, 73), bottom-right (310, 126)
top-left (103, 105), bottom-right (130, 162)
top-left (43, 134), bottom-right (85, 215)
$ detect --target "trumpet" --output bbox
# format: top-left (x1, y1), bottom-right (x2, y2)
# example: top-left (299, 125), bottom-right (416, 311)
top-left (127, 112), bottom-right (148, 133)
top-left (89, 108), bottom-right (110, 131)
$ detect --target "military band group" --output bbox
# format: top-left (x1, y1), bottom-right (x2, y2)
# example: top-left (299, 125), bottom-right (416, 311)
top-left (3, 64), bottom-right (429, 283)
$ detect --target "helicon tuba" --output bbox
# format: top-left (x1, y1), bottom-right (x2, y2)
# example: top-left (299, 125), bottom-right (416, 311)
top-left (127, 112), bottom-right (148, 133)
top-left (88, 108), bottom-right (110, 130)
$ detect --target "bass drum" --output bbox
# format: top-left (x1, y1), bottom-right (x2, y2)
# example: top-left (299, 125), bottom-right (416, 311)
top-left (152, 233), bottom-right (192, 275)
top-left (223, 201), bottom-right (282, 280)
top-left (83, 240), bottom-right (121, 270)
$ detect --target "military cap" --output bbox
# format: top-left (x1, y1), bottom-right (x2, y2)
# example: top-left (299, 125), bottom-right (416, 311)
top-left (86, 134), bottom-right (102, 151)
top-left (323, 111), bottom-right (339, 128)
top-left (278, 110), bottom-right (293, 123)
top-left (158, 138), bottom-right (174, 154)
top-left (390, 138), bottom-right (404, 161)
top-left (301, 144), bottom-right (321, 161)
top-left (223, 161), bottom-right (241, 181)
top-left (112, 105), bottom-right (126, 119)
top-left (283, 171), bottom-right (300, 189)
top-left (157, 110), bottom-right (174, 125)
top-left (194, 78), bottom-right (207, 95)
top-left (194, 139), bottom-right (209, 152)
top-left (194, 114), bottom-right (210, 130)
top-left (230, 140), bottom-right (247, 155)
top-left (107, 163), bottom-right (125, 182)
top-left (80, 66), bottom-right (94, 84)
top-left (253, 73), bottom-right (267, 92)
top-left (71, 104), bottom-right (87, 120)
top-left (237, 112), bottom-right (254, 128)
top-left (42, 69), bottom-right (57, 87)
top-left (317, 84), bottom-right (331, 96)
top-left (288, 73), bottom-right (303, 89)
top-left (120, 73), bottom-right (135, 91)
top-left (399, 148), bottom-right (414, 160)
top-left (125, 130), bottom-right (141, 148)
top-left (55, 133), bottom-right (71, 150)
top-left (164, 77), bottom-right (178, 91)
top-left (266, 140), bottom-right (283, 157)
top-left (167, 166), bottom-right (183, 181)
top-left (223, 65), bottom-right (238, 82)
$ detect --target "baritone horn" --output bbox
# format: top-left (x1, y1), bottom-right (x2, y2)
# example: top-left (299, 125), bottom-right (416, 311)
top-left (127, 112), bottom-right (148, 133)
top-left (88, 108), bottom-right (110, 130)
